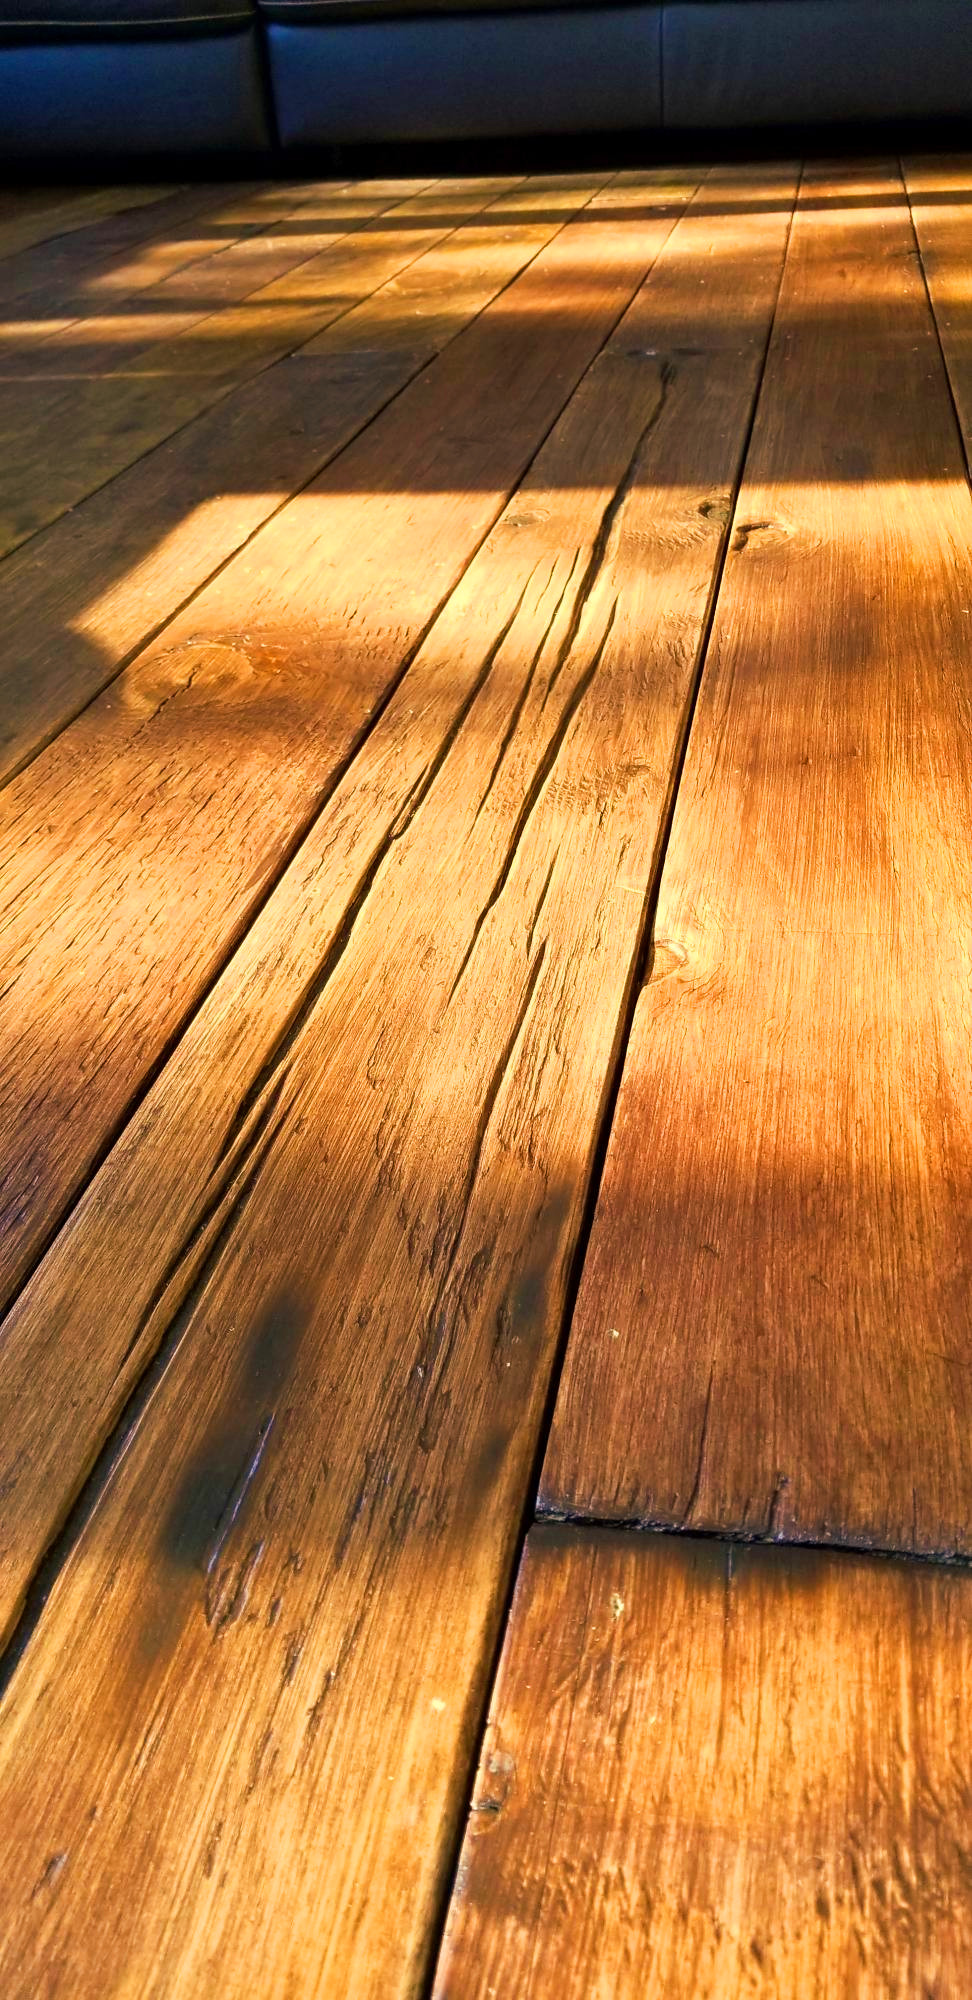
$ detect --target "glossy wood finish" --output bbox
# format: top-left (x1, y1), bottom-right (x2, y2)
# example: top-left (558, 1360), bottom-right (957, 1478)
top-left (0, 167), bottom-right (793, 1996)
top-left (437, 1526), bottom-right (972, 1998)
top-left (542, 164), bottom-right (972, 1557)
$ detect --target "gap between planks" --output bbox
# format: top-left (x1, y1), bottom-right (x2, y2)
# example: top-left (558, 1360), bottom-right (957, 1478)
top-left (434, 1522), bottom-right (972, 1999)
top-left (542, 157), bottom-right (972, 1558)
top-left (0, 164), bottom-right (796, 2000)
top-left (0, 183), bottom-right (185, 263)
top-left (0, 173), bottom-right (541, 558)
top-left (0, 169), bottom-right (583, 782)
top-left (0, 168), bottom-right (693, 1335)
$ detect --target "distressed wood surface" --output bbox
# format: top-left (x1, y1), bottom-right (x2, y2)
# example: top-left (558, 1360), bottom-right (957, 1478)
top-left (0, 174), bottom-right (551, 555)
top-left (0, 182), bottom-right (181, 262)
top-left (0, 182), bottom-right (373, 374)
top-left (0, 177), bottom-right (456, 376)
top-left (0, 169), bottom-right (794, 1998)
top-left (542, 164), bottom-right (972, 1557)
top-left (0, 157), bottom-right (721, 1617)
top-left (0, 183), bottom-right (299, 353)
top-left (436, 1525), bottom-right (972, 1999)
top-left (0, 182), bottom-right (266, 326)
top-left (0, 171), bottom-right (579, 781)
top-left (0, 169), bottom-right (681, 1325)
top-left (0, 185), bottom-right (97, 231)
top-left (906, 155), bottom-right (972, 457)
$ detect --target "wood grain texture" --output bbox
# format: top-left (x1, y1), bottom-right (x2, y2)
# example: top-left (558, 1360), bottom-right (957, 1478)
top-left (0, 172), bottom-right (568, 782)
top-left (436, 1525), bottom-right (972, 1999)
top-left (0, 185), bottom-right (97, 231)
top-left (0, 174), bottom-right (538, 555)
top-left (0, 182), bottom-right (279, 351)
top-left (0, 183), bottom-right (181, 262)
top-left (906, 155), bottom-right (972, 458)
top-left (0, 169), bottom-right (677, 1329)
top-left (0, 169), bottom-right (794, 1999)
top-left (542, 164), bottom-right (972, 1557)
top-left (0, 182), bottom-right (370, 373)
top-left (0, 181), bottom-right (274, 325)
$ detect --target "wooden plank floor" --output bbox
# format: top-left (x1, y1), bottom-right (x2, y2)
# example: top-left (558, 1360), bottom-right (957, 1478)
top-left (541, 160), bottom-right (972, 1554)
top-left (436, 1528), bottom-right (972, 1997)
top-left (0, 156), bottom-right (970, 1996)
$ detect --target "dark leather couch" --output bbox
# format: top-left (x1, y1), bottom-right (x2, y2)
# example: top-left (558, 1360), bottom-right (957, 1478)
top-left (0, 0), bottom-right (969, 154)
top-left (0, 0), bottom-right (269, 152)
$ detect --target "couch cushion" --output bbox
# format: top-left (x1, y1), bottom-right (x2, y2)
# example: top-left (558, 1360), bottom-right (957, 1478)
top-left (261, 0), bottom-right (815, 15)
top-left (261, 0), bottom-right (646, 19)
top-left (0, 0), bottom-right (253, 38)
top-left (268, 5), bottom-right (661, 140)
top-left (663, 0), bottom-right (972, 124)
top-left (0, 29), bottom-right (268, 143)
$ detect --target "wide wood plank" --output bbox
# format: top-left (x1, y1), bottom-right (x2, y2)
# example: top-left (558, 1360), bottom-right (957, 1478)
top-left (0, 182), bottom-right (360, 365)
top-left (0, 169), bottom-right (794, 1999)
top-left (0, 181), bottom-right (278, 323)
top-left (0, 169), bottom-right (682, 1324)
top-left (542, 164), bottom-right (972, 1555)
top-left (0, 185), bottom-right (118, 243)
top-left (0, 165), bottom-right (698, 1542)
top-left (0, 185), bottom-right (89, 224)
top-left (436, 1525), bottom-right (972, 1998)
top-left (0, 175), bottom-right (543, 554)
top-left (0, 182), bottom-right (181, 262)
top-left (0, 173), bottom-right (591, 784)
top-left (905, 154), bottom-right (972, 456)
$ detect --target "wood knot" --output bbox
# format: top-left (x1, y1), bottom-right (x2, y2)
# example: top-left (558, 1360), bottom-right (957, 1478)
top-left (647, 938), bottom-right (688, 985)
top-left (732, 520), bottom-right (773, 555)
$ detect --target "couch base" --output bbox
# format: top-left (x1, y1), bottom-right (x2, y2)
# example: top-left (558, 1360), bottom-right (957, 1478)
top-left (0, 3), bottom-right (969, 166)
top-left (267, 8), bottom-right (662, 146)
top-left (664, 0), bottom-right (972, 127)
top-left (0, 26), bottom-right (269, 154)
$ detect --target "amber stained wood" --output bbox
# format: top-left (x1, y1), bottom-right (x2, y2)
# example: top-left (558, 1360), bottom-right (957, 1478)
top-left (0, 171), bottom-right (574, 781)
top-left (0, 181), bottom-right (283, 328)
top-left (0, 168), bottom-right (794, 1998)
top-left (436, 1525), bottom-right (972, 1998)
top-left (0, 157), bottom-right (717, 1632)
top-left (0, 174), bottom-right (541, 555)
top-left (542, 164), bottom-right (972, 1557)
top-left (0, 182), bottom-right (378, 374)
top-left (0, 170), bottom-right (681, 1324)
top-left (905, 154), bottom-right (972, 459)
top-left (0, 182), bottom-right (182, 262)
